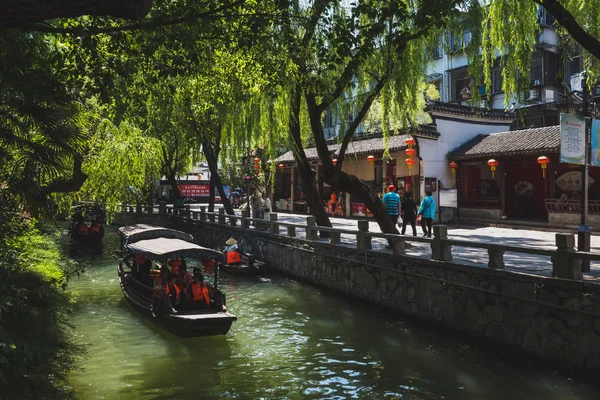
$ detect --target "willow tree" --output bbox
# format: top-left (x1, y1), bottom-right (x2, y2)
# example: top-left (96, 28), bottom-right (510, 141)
top-left (268, 0), bottom-right (464, 233)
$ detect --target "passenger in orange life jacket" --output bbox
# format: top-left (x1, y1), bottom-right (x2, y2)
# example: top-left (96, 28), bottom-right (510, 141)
top-left (165, 275), bottom-right (181, 307)
top-left (189, 268), bottom-right (210, 308)
top-left (168, 258), bottom-right (182, 275)
top-left (90, 222), bottom-right (101, 234)
top-left (224, 237), bottom-right (241, 265)
top-left (152, 267), bottom-right (168, 298)
top-left (176, 265), bottom-right (193, 303)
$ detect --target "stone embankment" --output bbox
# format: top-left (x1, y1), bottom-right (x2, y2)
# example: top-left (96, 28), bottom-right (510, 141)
top-left (115, 206), bottom-right (600, 373)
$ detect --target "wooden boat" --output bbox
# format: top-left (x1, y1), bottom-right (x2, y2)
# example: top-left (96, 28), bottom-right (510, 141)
top-left (114, 225), bottom-right (237, 337)
top-left (68, 202), bottom-right (106, 242)
top-left (219, 253), bottom-right (266, 276)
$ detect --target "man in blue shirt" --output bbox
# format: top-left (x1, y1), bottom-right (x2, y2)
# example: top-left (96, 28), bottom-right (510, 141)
top-left (417, 190), bottom-right (436, 237)
top-left (382, 184), bottom-right (401, 225)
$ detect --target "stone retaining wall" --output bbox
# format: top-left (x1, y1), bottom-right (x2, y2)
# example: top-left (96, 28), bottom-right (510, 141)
top-left (549, 211), bottom-right (600, 227)
top-left (114, 212), bottom-right (600, 372)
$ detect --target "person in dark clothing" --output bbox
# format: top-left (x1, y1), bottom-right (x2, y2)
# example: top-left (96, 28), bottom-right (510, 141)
top-left (400, 192), bottom-right (418, 236)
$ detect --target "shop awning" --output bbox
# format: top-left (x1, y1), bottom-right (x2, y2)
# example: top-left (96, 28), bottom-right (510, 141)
top-left (448, 125), bottom-right (560, 161)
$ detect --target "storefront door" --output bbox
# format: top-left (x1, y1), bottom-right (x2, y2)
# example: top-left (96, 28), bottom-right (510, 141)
top-left (504, 160), bottom-right (547, 220)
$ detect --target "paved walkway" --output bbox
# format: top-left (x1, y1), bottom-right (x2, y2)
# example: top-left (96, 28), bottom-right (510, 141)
top-left (190, 205), bottom-right (600, 281)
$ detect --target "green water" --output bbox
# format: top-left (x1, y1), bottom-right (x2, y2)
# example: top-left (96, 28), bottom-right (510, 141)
top-left (65, 226), bottom-right (599, 399)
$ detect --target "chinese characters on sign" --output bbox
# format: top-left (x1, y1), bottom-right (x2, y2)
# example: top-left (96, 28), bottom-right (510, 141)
top-left (179, 184), bottom-right (210, 197)
top-left (560, 113), bottom-right (586, 165)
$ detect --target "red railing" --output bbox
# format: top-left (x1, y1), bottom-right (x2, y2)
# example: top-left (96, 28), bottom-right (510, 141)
top-left (545, 199), bottom-right (600, 213)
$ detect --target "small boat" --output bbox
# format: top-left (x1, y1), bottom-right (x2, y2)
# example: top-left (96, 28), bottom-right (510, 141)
top-left (68, 202), bottom-right (106, 242)
top-left (220, 253), bottom-right (266, 276)
top-left (219, 237), bottom-right (266, 276)
top-left (114, 224), bottom-right (237, 337)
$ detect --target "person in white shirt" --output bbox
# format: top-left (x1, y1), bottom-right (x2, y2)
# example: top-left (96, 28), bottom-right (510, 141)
top-left (262, 193), bottom-right (272, 220)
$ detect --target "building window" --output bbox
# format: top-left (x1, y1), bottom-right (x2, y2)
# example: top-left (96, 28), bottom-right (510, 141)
top-left (530, 51), bottom-right (543, 86)
top-left (492, 63), bottom-right (503, 93)
top-left (538, 5), bottom-right (555, 26)
top-left (451, 68), bottom-right (470, 100)
top-left (565, 52), bottom-right (583, 82)
top-left (447, 30), bottom-right (471, 54)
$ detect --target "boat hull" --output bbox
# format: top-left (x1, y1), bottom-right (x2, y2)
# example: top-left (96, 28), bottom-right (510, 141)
top-left (118, 268), bottom-right (236, 337)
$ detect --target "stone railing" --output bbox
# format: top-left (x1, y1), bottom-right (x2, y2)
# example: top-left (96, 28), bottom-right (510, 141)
top-left (119, 203), bottom-right (600, 281)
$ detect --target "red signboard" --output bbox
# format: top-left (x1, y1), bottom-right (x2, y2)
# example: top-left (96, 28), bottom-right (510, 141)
top-left (179, 184), bottom-right (210, 197)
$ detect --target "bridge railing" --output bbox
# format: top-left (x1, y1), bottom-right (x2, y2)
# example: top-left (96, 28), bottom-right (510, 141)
top-left (119, 204), bottom-right (598, 281)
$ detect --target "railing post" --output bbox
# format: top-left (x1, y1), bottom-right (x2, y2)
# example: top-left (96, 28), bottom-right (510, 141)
top-left (392, 236), bottom-right (405, 255)
top-left (431, 225), bottom-right (452, 261)
top-left (200, 206), bottom-right (207, 222)
top-left (218, 208), bottom-right (226, 224)
top-left (128, 205), bottom-right (134, 213)
top-left (488, 245), bottom-right (505, 269)
top-left (241, 209), bottom-right (250, 229)
top-left (192, 211), bottom-right (199, 220)
top-left (269, 213), bottom-right (279, 234)
top-left (229, 213), bottom-right (237, 227)
top-left (330, 231), bottom-right (341, 245)
top-left (552, 233), bottom-right (582, 280)
top-left (136, 204), bottom-right (142, 214)
top-left (185, 205), bottom-right (191, 219)
top-left (357, 220), bottom-right (372, 251)
top-left (306, 216), bottom-right (318, 240)
top-left (287, 226), bottom-right (296, 237)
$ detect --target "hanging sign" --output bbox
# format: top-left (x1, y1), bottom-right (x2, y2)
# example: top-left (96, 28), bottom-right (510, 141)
top-left (591, 119), bottom-right (600, 166)
top-left (560, 113), bottom-right (586, 165)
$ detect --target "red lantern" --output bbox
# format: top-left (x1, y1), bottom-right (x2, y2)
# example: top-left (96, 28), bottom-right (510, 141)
top-left (405, 158), bottom-right (416, 173)
top-left (332, 158), bottom-right (338, 166)
top-left (487, 159), bottom-right (499, 178)
top-left (367, 155), bottom-right (376, 164)
top-left (405, 148), bottom-right (416, 157)
top-left (278, 163), bottom-right (285, 171)
top-left (405, 138), bottom-right (416, 148)
top-left (253, 164), bottom-right (260, 170)
top-left (449, 161), bottom-right (458, 185)
top-left (537, 156), bottom-right (550, 178)
top-left (254, 157), bottom-right (260, 164)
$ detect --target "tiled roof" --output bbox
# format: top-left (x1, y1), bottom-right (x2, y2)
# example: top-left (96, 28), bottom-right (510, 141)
top-left (273, 132), bottom-right (431, 163)
top-left (448, 125), bottom-right (560, 160)
top-left (427, 100), bottom-right (514, 121)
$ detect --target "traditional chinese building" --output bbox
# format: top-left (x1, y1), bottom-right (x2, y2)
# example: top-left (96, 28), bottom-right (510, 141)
top-left (448, 125), bottom-right (600, 226)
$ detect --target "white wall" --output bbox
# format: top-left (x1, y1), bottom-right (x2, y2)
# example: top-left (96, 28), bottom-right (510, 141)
top-left (418, 118), bottom-right (511, 217)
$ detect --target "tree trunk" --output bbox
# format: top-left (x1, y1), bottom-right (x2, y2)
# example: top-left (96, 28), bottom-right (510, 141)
top-left (203, 141), bottom-right (234, 215)
top-left (208, 173), bottom-right (216, 212)
top-left (1, 0), bottom-right (152, 28)
top-left (288, 85), bottom-right (332, 231)
top-left (305, 93), bottom-right (397, 234)
top-left (165, 169), bottom-right (181, 200)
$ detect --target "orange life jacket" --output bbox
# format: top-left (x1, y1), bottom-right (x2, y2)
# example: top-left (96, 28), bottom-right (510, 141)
top-left (165, 282), bottom-right (180, 300)
top-left (191, 282), bottom-right (210, 307)
top-left (79, 224), bottom-right (89, 234)
top-left (226, 251), bottom-right (241, 265)
top-left (135, 255), bottom-right (148, 265)
top-left (152, 276), bottom-right (164, 298)
top-left (91, 224), bottom-right (100, 233)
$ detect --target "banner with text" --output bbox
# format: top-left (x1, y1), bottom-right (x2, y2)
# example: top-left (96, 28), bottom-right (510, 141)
top-left (591, 119), bottom-right (600, 166)
top-left (560, 113), bottom-right (586, 165)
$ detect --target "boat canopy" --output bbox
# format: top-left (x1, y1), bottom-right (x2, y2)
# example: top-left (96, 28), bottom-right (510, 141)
top-left (119, 224), bottom-right (194, 244)
top-left (126, 238), bottom-right (223, 260)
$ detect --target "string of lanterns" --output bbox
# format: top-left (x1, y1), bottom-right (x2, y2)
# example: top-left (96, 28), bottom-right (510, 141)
top-left (405, 138), bottom-right (416, 173)
top-left (253, 157), bottom-right (261, 174)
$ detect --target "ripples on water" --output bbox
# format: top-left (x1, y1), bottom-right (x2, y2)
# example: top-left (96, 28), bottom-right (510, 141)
top-left (65, 225), bottom-right (599, 399)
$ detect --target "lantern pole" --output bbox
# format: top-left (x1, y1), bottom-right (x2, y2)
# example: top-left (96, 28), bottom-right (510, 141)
top-left (579, 73), bottom-right (591, 272)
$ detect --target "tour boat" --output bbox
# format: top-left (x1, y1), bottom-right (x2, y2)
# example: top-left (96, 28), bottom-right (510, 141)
top-left (68, 202), bottom-right (106, 242)
top-left (114, 224), bottom-right (237, 337)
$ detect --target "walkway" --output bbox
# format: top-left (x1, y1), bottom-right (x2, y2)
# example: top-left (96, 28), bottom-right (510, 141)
top-left (190, 205), bottom-right (600, 281)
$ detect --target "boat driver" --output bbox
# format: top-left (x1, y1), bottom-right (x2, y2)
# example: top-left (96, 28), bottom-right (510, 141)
top-left (224, 237), bottom-right (241, 265)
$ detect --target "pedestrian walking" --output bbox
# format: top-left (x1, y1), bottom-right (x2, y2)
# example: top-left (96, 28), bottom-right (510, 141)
top-left (262, 192), bottom-right (272, 221)
top-left (382, 185), bottom-right (401, 247)
top-left (417, 190), bottom-right (436, 237)
top-left (400, 192), bottom-right (418, 236)
top-left (251, 188), bottom-right (262, 220)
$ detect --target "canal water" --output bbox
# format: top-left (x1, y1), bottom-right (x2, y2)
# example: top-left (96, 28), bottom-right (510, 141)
top-left (65, 225), bottom-right (599, 399)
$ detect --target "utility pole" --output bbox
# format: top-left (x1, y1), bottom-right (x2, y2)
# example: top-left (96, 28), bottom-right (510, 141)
top-left (579, 74), bottom-right (591, 272)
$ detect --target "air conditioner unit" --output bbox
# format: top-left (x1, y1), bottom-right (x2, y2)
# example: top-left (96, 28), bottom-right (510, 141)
top-left (529, 88), bottom-right (541, 100)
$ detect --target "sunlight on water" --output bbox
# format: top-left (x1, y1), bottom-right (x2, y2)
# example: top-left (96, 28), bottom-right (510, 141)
top-left (65, 225), bottom-right (599, 400)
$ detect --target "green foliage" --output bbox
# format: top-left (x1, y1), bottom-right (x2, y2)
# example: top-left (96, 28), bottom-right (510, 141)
top-left (0, 191), bottom-right (83, 399)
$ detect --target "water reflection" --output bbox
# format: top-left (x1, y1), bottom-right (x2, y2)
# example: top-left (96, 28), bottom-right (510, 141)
top-left (64, 225), bottom-right (599, 400)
